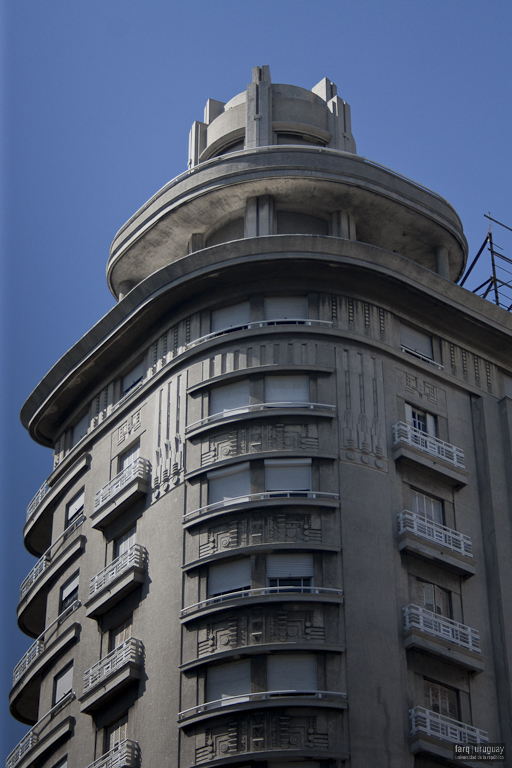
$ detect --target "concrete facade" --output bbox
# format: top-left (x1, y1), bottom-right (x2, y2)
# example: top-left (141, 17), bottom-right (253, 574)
top-left (9, 66), bottom-right (512, 768)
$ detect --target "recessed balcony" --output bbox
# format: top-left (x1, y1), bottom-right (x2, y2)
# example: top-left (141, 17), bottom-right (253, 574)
top-left (86, 545), bottom-right (147, 618)
top-left (392, 422), bottom-right (468, 486)
top-left (80, 638), bottom-right (143, 713)
top-left (5, 693), bottom-right (75, 768)
top-left (17, 517), bottom-right (85, 638)
top-left (181, 586), bottom-right (343, 622)
top-left (397, 510), bottom-right (475, 576)
top-left (409, 706), bottom-right (488, 762)
top-left (403, 605), bottom-right (483, 672)
top-left (84, 740), bottom-right (140, 768)
top-left (186, 401), bottom-right (336, 435)
top-left (92, 458), bottom-right (150, 529)
top-left (10, 601), bottom-right (80, 725)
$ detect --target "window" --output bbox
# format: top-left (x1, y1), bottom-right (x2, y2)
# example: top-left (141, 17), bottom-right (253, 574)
top-left (265, 459), bottom-right (312, 492)
top-left (110, 617), bottom-right (132, 651)
top-left (115, 526), bottom-right (136, 558)
top-left (60, 572), bottom-right (79, 611)
top-left (267, 654), bottom-right (317, 692)
top-left (208, 462), bottom-right (251, 505)
top-left (53, 663), bottom-right (73, 704)
top-left (122, 360), bottom-right (144, 397)
top-left (207, 659), bottom-right (251, 703)
top-left (72, 411), bottom-right (89, 447)
top-left (66, 489), bottom-right (85, 526)
top-left (411, 489), bottom-right (443, 525)
top-left (208, 558), bottom-right (251, 597)
top-left (264, 375), bottom-right (309, 404)
top-left (52, 760), bottom-right (68, 768)
top-left (405, 404), bottom-right (436, 436)
top-left (106, 715), bottom-right (128, 752)
top-left (267, 553), bottom-right (314, 591)
top-left (210, 380), bottom-right (250, 416)
top-left (415, 579), bottom-right (450, 618)
top-left (119, 442), bottom-right (140, 472)
top-left (264, 296), bottom-right (308, 320)
top-left (211, 302), bottom-right (250, 332)
top-left (400, 325), bottom-right (433, 361)
top-left (423, 679), bottom-right (458, 719)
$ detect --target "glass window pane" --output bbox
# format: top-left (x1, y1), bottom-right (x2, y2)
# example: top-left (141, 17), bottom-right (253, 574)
top-left (54, 663), bottom-right (73, 703)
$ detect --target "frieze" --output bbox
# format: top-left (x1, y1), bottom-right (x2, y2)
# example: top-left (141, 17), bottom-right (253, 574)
top-left (201, 423), bottom-right (319, 466)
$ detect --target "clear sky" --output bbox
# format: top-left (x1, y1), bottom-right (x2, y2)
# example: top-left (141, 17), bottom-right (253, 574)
top-left (1, 0), bottom-right (511, 754)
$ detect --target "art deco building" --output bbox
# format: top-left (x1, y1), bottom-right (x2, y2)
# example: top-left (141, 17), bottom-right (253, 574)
top-left (8, 66), bottom-right (512, 768)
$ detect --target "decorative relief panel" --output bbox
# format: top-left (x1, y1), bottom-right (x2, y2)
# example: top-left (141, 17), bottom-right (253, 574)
top-left (117, 408), bottom-right (142, 445)
top-left (402, 373), bottom-right (440, 405)
top-left (196, 607), bottom-right (326, 658)
top-left (201, 422), bottom-right (319, 466)
top-left (198, 513), bottom-right (321, 558)
top-left (153, 376), bottom-right (187, 496)
top-left (195, 712), bottom-right (329, 763)
top-left (442, 340), bottom-right (496, 393)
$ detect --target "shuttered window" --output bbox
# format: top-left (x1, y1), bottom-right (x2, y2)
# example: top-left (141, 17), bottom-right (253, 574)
top-left (423, 679), bottom-right (458, 719)
top-left (264, 375), bottom-right (309, 403)
top-left (264, 296), bottom-right (308, 320)
top-left (207, 659), bottom-right (251, 703)
top-left (115, 526), bottom-right (136, 558)
top-left (72, 411), bottom-right (89, 446)
top-left (60, 572), bottom-right (79, 611)
top-left (265, 459), bottom-right (312, 491)
top-left (208, 558), bottom-right (252, 597)
top-left (122, 360), bottom-right (145, 397)
top-left (120, 442), bottom-right (140, 471)
top-left (53, 663), bottom-right (73, 704)
top-left (411, 489), bottom-right (443, 524)
top-left (400, 325), bottom-right (433, 360)
top-left (405, 405), bottom-right (436, 436)
top-left (211, 302), bottom-right (250, 332)
top-left (66, 489), bottom-right (85, 525)
top-left (208, 463), bottom-right (251, 504)
top-left (110, 617), bottom-right (132, 651)
top-left (210, 380), bottom-right (250, 415)
top-left (107, 715), bottom-right (128, 750)
top-left (415, 580), bottom-right (450, 617)
top-left (267, 654), bottom-right (317, 692)
top-left (266, 554), bottom-right (314, 578)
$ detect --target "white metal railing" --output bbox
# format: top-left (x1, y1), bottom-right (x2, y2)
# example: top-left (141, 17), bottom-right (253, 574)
top-left (410, 706), bottom-right (488, 744)
top-left (186, 402), bottom-right (336, 432)
top-left (26, 479), bottom-right (51, 522)
top-left (84, 740), bottom-right (140, 768)
top-left (12, 600), bottom-right (81, 687)
top-left (393, 422), bottom-right (465, 469)
top-left (83, 639), bottom-right (143, 694)
top-left (94, 459), bottom-right (150, 512)
top-left (19, 515), bottom-right (85, 601)
top-left (5, 692), bottom-right (75, 768)
top-left (403, 605), bottom-right (481, 653)
top-left (89, 545), bottom-right (146, 597)
top-left (398, 510), bottom-right (473, 558)
top-left (181, 586), bottom-right (343, 617)
top-left (179, 689), bottom-right (347, 720)
top-left (401, 345), bottom-right (444, 369)
top-left (185, 318), bottom-right (333, 351)
top-left (185, 490), bottom-right (339, 521)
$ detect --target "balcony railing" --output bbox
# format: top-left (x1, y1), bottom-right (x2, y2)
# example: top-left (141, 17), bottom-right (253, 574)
top-left (179, 689), bottom-right (347, 720)
top-left (403, 605), bottom-right (481, 653)
top-left (401, 345), bottom-right (444, 369)
top-left (410, 706), bottom-right (488, 745)
top-left (89, 544), bottom-right (146, 597)
top-left (84, 740), bottom-right (140, 768)
top-left (19, 515), bottom-right (85, 601)
top-left (398, 510), bottom-right (473, 558)
top-left (83, 639), bottom-right (143, 694)
top-left (94, 459), bottom-right (150, 512)
top-left (393, 422), bottom-right (465, 469)
top-left (186, 402), bottom-right (336, 432)
top-left (26, 480), bottom-right (51, 523)
top-left (185, 490), bottom-right (339, 522)
top-left (181, 585), bottom-right (343, 617)
top-left (12, 600), bottom-right (80, 687)
top-left (185, 318), bottom-right (333, 351)
top-left (5, 692), bottom-right (75, 768)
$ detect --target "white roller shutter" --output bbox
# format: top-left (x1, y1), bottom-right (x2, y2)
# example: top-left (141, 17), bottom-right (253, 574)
top-left (54, 663), bottom-right (73, 703)
top-left (120, 442), bottom-right (140, 471)
top-left (61, 572), bottom-right (79, 604)
top-left (122, 360), bottom-right (145, 396)
top-left (267, 654), bottom-right (317, 692)
top-left (210, 380), bottom-right (250, 415)
top-left (400, 325), bottom-right (433, 359)
top-left (208, 558), bottom-right (252, 596)
top-left (207, 659), bottom-right (251, 702)
top-left (266, 554), bottom-right (314, 578)
top-left (115, 526), bottom-right (136, 557)
top-left (264, 375), bottom-right (309, 403)
top-left (208, 463), bottom-right (251, 504)
top-left (211, 302), bottom-right (250, 332)
top-left (264, 296), bottom-right (308, 320)
top-left (265, 459), bottom-right (312, 491)
top-left (411, 490), bottom-right (443, 524)
top-left (66, 489), bottom-right (85, 523)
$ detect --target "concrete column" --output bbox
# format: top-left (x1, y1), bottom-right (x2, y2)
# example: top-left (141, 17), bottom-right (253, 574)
top-left (188, 121), bottom-right (206, 168)
top-left (435, 246), bottom-right (450, 279)
top-left (246, 65), bottom-right (272, 149)
top-left (204, 99), bottom-right (225, 125)
top-left (328, 96), bottom-right (357, 154)
top-left (118, 281), bottom-right (134, 300)
top-left (312, 77), bottom-right (337, 102)
top-left (331, 210), bottom-right (357, 240)
top-left (188, 233), bottom-right (204, 254)
top-left (245, 195), bottom-right (274, 237)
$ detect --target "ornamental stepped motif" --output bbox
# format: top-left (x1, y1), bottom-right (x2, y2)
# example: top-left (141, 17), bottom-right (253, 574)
top-left (201, 422), bottom-right (320, 466)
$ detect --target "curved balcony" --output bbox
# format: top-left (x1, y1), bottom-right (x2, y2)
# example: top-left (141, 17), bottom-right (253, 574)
top-left (86, 544), bottom-right (147, 618)
top-left (392, 422), bottom-right (468, 486)
top-left (10, 601), bottom-right (80, 725)
top-left (80, 638), bottom-right (143, 713)
top-left (184, 318), bottom-right (333, 352)
top-left (184, 491), bottom-right (340, 527)
top-left (181, 586), bottom-right (343, 622)
top-left (84, 740), bottom-right (140, 768)
top-left (397, 510), bottom-right (475, 576)
top-left (186, 401), bottom-right (336, 436)
top-left (92, 458), bottom-right (150, 529)
top-left (409, 706), bottom-right (488, 761)
top-left (6, 693), bottom-right (75, 768)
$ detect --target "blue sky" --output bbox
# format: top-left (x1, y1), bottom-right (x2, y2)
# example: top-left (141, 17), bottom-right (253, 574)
top-left (2, 0), bottom-right (511, 753)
